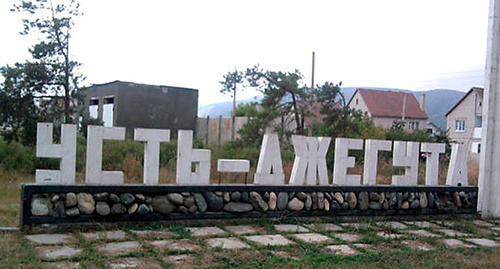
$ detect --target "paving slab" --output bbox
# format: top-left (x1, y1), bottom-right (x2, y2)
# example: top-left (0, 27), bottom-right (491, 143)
top-left (25, 234), bottom-right (77, 245)
top-left (163, 254), bottom-right (195, 266)
top-left (401, 240), bottom-right (436, 251)
top-left (289, 233), bottom-right (333, 244)
top-left (149, 239), bottom-right (201, 251)
top-left (274, 224), bottom-right (309, 233)
top-left (440, 239), bottom-right (476, 249)
top-left (404, 221), bottom-right (439, 228)
top-left (42, 261), bottom-right (80, 268)
top-left (377, 231), bottom-right (404, 239)
top-left (35, 246), bottom-right (83, 259)
top-left (96, 241), bottom-right (142, 257)
top-left (403, 230), bottom-right (439, 238)
top-left (438, 229), bottom-right (472, 237)
top-left (271, 250), bottom-right (300, 260)
top-left (224, 225), bottom-right (263, 235)
top-left (244, 234), bottom-right (295, 246)
top-left (108, 257), bottom-right (162, 269)
top-left (473, 220), bottom-right (495, 227)
top-left (339, 223), bottom-right (372, 230)
top-left (81, 230), bottom-right (128, 241)
top-left (130, 230), bottom-right (176, 238)
top-left (490, 227), bottom-right (500, 232)
top-left (206, 237), bottom-right (251, 249)
top-left (186, 226), bottom-right (228, 237)
top-left (466, 238), bottom-right (500, 247)
top-left (377, 221), bottom-right (408, 230)
top-left (324, 244), bottom-right (358, 255)
top-left (330, 233), bottom-right (362, 242)
top-left (434, 220), bottom-right (456, 227)
top-left (163, 253), bottom-right (216, 268)
top-left (305, 223), bottom-right (342, 232)
top-left (474, 227), bottom-right (495, 235)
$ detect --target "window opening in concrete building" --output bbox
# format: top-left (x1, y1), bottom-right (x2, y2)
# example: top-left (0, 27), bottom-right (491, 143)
top-left (89, 98), bottom-right (99, 119)
top-left (103, 96), bottom-right (114, 127)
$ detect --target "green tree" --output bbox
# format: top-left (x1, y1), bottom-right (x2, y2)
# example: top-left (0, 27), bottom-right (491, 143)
top-left (245, 65), bottom-right (311, 135)
top-left (220, 69), bottom-right (244, 116)
top-left (0, 62), bottom-right (51, 145)
top-left (11, 0), bottom-right (84, 124)
top-left (234, 102), bottom-right (259, 117)
top-left (314, 81), bottom-right (382, 139)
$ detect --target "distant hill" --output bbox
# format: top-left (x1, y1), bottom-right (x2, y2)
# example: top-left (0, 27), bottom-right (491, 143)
top-left (198, 87), bottom-right (466, 130)
top-left (198, 96), bottom-right (263, 117)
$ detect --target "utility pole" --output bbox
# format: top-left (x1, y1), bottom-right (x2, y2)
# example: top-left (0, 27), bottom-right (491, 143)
top-left (308, 52), bottom-right (316, 137)
top-left (311, 52), bottom-right (316, 94)
top-left (478, 0), bottom-right (500, 217)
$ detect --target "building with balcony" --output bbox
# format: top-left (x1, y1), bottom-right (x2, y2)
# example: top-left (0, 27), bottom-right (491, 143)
top-left (445, 87), bottom-right (483, 156)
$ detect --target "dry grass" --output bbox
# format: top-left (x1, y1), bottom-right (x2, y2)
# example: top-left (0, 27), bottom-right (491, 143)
top-left (0, 171), bottom-right (34, 227)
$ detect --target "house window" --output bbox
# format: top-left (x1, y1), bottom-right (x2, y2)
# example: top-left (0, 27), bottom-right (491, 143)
top-left (455, 119), bottom-right (466, 132)
top-left (356, 98), bottom-right (359, 105)
top-left (409, 121), bottom-right (419, 130)
top-left (472, 142), bottom-right (481, 154)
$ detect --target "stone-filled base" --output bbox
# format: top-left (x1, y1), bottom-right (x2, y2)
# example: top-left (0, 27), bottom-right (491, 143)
top-left (21, 184), bottom-right (477, 226)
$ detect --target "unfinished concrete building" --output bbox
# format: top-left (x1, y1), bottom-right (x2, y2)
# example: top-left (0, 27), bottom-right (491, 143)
top-left (80, 81), bottom-right (198, 138)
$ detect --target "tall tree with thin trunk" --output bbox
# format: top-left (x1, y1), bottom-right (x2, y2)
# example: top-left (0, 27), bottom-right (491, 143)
top-left (11, 0), bottom-right (83, 124)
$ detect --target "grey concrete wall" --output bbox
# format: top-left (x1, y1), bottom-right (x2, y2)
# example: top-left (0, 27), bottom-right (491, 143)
top-left (81, 81), bottom-right (198, 139)
top-left (196, 116), bottom-right (250, 146)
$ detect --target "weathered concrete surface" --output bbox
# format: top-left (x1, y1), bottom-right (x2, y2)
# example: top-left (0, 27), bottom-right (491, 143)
top-left (206, 237), bottom-right (251, 249)
top-left (244, 235), bottom-right (295, 246)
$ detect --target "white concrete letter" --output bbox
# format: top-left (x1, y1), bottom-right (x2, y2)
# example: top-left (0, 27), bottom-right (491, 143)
top-left (289, 135), bottom-right (331, 185)
top-left (392, 141), bottom-right (420, 186)
top-left (85, 125), bottom-right (126, 184)
top-left (134, 128), bottom-right (170, 185)
top-left (421, 142), bottom-right (446, 185)
top-left (254, 134), bottom-right (285, 185)
top-left (176, 130), bottom-right (211, 185)
top-left (363, 139), bottom-right (392, 185)
top-left (333, 138), bottom-right (363, 185)
top-left (217, 159), bottom-right (250, 173)
top-left (446, 143), bottom-right (468, 186)
top-left (36, 123), bottom-right (77, 184)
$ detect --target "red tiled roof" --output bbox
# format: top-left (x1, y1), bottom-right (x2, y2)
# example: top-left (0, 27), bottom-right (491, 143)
top-left (356, 89), bottom-right (428, 119)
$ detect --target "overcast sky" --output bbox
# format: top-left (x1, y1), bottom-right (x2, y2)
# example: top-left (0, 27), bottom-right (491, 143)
top-left (0, 0), bottom-right (490, 105)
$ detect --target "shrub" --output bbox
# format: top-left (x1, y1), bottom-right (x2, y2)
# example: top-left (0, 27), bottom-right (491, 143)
top-left (0, 140), bottom-right (35, 172)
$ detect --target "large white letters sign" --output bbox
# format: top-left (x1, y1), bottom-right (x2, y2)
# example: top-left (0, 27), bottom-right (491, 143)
top-left (333, 138), bottom-right (363, 185)
top-left (34, 123), bottom-right (455, 187)
top-left (421, 142), bottom-right (446, 185)
top-left (392, 141), bottom-right (420, 186)
top-left (86, 126), bottom-right (126, 184)
top-left (135, 128), bottom-right (170, 185)
top-left (289, 135), bottom-right (331, 186)
top-left (363, 139), bottom-right (392, 185)
top-left (176, 130), bottom-right (211, 185)
top-left (36, 123), bottom-right (76, 184)
top-left (254, 134), bottom-right (285, 185)
top-left (446, 143), bottom-right (468, 186)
